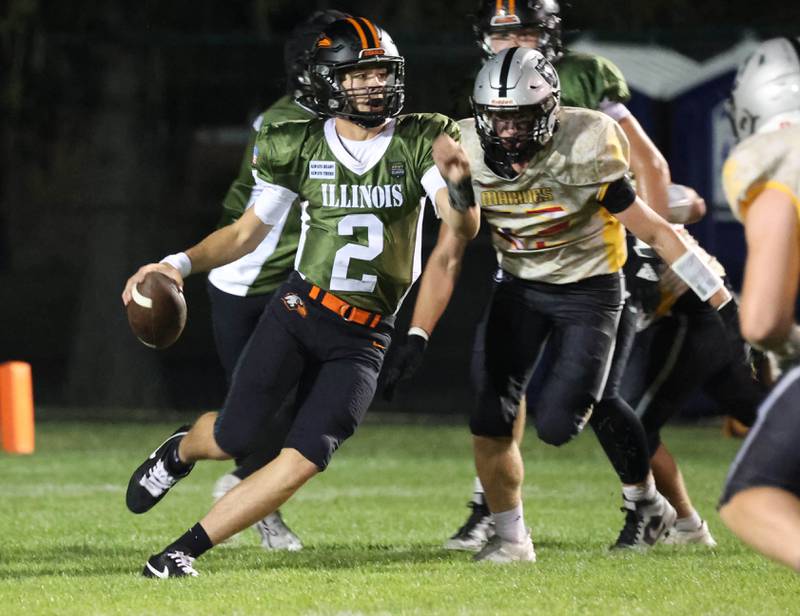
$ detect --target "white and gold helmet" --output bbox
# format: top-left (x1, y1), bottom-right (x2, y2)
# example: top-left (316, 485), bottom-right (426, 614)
top-left (729, 37), bottom-right (800, 140)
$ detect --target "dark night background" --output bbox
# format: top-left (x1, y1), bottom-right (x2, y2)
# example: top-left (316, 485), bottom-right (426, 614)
top-left (2, 0), bottom-right (798, 416)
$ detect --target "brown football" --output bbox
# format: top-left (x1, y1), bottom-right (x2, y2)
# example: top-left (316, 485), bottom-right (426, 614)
top-left (126, 271), bottom-right (187, 349)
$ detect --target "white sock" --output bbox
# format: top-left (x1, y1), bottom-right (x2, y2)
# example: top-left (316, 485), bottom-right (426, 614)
top-left (675, 510), bottom-right (702, 531)
top-left (471, 476), bottom-right (485, 506)
top-left (493, 504), bottom-right (527, 543)
top-left (622, 477), bottom-right (656, 503)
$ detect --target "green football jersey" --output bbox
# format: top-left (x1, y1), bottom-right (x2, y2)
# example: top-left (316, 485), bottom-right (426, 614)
top-left (555, 51), bottom-right (630, 110)
top-left (208, 95), bottom-right (315, 297)
top-left (252, 114), bottom-right (459, 315)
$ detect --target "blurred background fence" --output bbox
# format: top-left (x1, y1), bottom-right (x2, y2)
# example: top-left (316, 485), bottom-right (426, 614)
top-left (2, 0), bottom-right (798, 415)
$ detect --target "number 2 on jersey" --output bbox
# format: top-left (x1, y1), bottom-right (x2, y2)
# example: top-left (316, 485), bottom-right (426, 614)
top-left (329, 213), bottom-right (384, 293)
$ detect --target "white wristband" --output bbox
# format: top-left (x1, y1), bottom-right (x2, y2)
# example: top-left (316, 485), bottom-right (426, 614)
top-left (670, 249), bottom-right (723, 302)
top-left (160, 252), bottom-right (192, 278)
top-left (408, 326), bottom-right (430, 341)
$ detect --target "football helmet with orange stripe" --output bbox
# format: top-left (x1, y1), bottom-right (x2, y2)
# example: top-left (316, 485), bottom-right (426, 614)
top-left (474, 0), bottom-right (562, 61)
top-left (284, 10), bottom-right (350, 111)
top-left (309, 17), bottom-right (405, 127)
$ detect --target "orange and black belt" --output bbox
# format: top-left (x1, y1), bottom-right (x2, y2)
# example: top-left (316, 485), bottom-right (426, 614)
top-left (309, 286), bottom-right (382, 328)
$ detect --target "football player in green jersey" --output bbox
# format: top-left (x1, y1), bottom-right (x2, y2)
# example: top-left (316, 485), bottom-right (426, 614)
top-left (207, 8), bottom-right (348, 553)
top-left (719, 37), bottom-right (800, 572)
top-left (121, 17), bottom-right (480, 578)
top-left (442, 48), bottom-right (730, 562)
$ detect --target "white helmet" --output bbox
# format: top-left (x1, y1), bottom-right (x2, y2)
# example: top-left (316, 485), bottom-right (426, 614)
top-left (729, 37), bottom-right (800, 140)
top-left (471, 47), bottom-right (560, 167)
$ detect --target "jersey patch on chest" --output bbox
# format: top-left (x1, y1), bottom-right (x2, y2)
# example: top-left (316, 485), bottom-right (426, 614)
top-left (309, 160), bottom-right (337, 180)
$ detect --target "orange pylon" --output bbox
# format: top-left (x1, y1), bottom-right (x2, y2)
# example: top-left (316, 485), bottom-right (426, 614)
top-left (0, 361), bottom-right (35, 454)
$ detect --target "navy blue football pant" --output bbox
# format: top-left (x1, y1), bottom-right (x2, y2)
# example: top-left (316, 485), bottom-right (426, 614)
top-left (213, 273), bottom-right (392, 470)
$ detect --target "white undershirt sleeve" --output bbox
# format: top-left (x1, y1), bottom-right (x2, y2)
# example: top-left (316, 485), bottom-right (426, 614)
top-left (250, 171), bottom-right (298, 225)
top-left (421, 165), bottom-right (448, 218)
top-left (598, 99), bottom-right (631, 122)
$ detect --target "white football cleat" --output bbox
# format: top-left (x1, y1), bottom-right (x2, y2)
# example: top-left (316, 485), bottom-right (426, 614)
top-left (256, 511), bottom-right (303, 551)
top-left (473, 531), bottom-right (536, 563)
top-left (662, 519), bottom-right (717, 547)
top-left (212, 473), bottom-right (241, 501)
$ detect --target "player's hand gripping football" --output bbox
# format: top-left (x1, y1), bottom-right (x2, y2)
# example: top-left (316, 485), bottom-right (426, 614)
top-left (122, 263), bottom-right (184, 306)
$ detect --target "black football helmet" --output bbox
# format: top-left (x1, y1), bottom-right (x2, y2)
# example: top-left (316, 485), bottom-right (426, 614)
top-left (309, 17), bottom-right (405, 127)
top-left (473, 0), bottom-right (562, 61)
top-left (283, 9), bottom-right (350, 110)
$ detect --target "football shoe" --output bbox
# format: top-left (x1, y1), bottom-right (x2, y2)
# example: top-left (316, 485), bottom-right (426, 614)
top-left (126, 425), bottom-right (194, 514)
top-left (611, 491), bottom-right (677, 550)
top-left (473, 531), bottom-right (536, 563)
top-left (662, 519), bottom-right (717, 547)
top-left (143, 549), bottom-right (199, 578)
top-left (444, 502), bottom-right (495, 552)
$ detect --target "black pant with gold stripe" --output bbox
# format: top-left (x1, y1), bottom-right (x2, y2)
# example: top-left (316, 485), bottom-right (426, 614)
top-left (214, 273), bottom-right (392, 470)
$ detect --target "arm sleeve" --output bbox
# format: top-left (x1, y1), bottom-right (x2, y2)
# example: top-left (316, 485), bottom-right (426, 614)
top-left (250, 173), bottom-right (298, 225)
top-left (597, 99), bottom-right (631, 122)
top-left (598, 176), bottom-right (636, 214)
top-left (421, 165), bottom-right (447, 207)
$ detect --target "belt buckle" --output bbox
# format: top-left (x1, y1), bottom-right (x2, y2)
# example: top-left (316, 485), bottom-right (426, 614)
top-left (338, 304), bottom-right (355, 321)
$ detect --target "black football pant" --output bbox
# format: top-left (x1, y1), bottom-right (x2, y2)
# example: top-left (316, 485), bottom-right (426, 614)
top-left (471, 271), bottom-right (624, 449)
top-left (207, 281), bottom-right (296, 478)
top-left (621, 291), bottom-right (765, 454)
top-left (213, 273), bottom-right (392, 470)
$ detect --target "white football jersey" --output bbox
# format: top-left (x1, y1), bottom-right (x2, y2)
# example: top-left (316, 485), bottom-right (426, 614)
top-left (460, 107), bottom-right (630, 284)
top-left (722, 124), bottom-right (800, 223)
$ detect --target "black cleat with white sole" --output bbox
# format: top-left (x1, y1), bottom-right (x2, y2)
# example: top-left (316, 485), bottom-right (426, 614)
top-left (126, 425), bottom-right (194, 514)
top-left (143, 550), bottom-right (199, 578)
top-left (611, 492), bottom-right (677, 550)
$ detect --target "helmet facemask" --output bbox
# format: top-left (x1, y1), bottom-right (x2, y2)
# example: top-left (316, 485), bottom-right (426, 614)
top-left (471, 47), bottom-right (561, 169)
top-left (473, 99), bottom-right (558, 165)
top-left (322, 58), bottom-right (405, 127)
top-left (309, 19), bottom-right (406, 128)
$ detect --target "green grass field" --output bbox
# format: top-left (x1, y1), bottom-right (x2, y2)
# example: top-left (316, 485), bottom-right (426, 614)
top-left (1, 418), bottom-right (796, 615)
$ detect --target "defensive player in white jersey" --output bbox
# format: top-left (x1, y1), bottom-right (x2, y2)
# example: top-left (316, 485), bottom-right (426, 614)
top-left (425, 48), bottom-right (732, 562)
top-left (383, 0), bottom-right (722, 550)
top-left (120, 18), bottom-right (480, 578)
top-left (718, 36), bottom-right (800, 572)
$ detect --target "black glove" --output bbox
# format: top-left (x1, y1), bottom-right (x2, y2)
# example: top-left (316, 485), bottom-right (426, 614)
top-left (717, 297), bottom-right (749, 365)
top-left (624, 236), bottom-right (662, 314)
top-left (381, 332), bottom-right (428, 401)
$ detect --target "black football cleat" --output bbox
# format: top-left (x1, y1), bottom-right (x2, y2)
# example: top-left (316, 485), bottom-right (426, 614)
top-left (142, 550), bottom-right (199, 578)
top-left (611, 492), bottom-right (677, 550)
top-left (126, 425), bottom-right (194, 514)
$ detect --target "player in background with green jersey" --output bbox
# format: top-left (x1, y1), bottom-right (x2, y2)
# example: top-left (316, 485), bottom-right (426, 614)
top-left (207, 8), bottom-right (348, 554)
top-left (121, 17), bottom-right (479, 578)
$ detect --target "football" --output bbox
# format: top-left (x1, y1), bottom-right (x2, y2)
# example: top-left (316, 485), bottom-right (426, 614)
top-left (126, 271), bottom-right (187, 349)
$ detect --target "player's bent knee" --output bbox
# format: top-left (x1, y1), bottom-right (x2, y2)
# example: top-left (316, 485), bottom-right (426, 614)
top-left (535, 405), bottom-right (593, 447)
